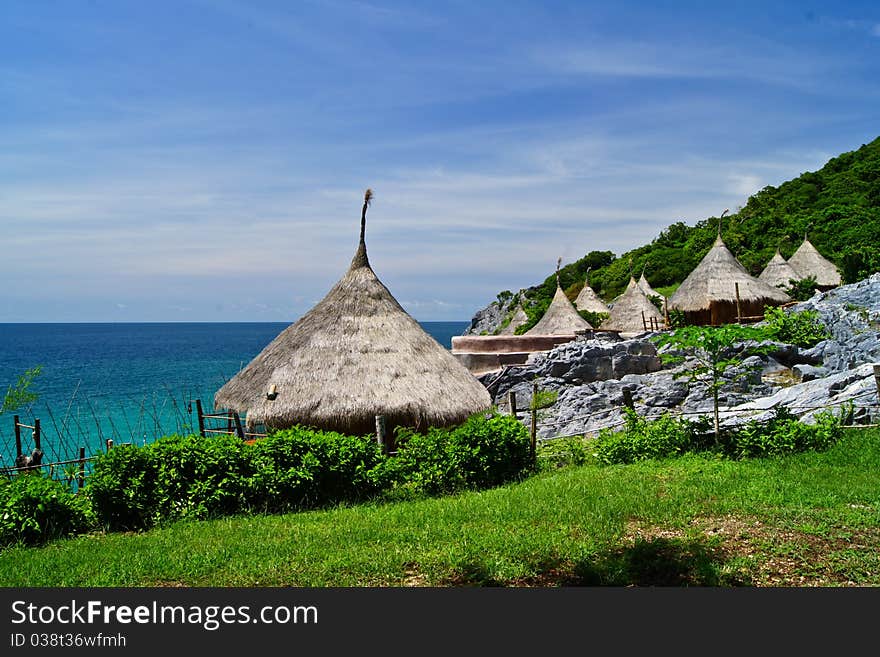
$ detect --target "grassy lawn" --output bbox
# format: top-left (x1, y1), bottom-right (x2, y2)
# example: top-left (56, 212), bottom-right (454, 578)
top-left (1, 428), bottom-right (878, 587)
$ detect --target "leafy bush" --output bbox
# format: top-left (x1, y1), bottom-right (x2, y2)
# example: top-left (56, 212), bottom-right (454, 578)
top-left (250, 427), bottom-right (385, 511)
top-left (536, 436), bottom-right (593, 471)
top-left (89, 413), bottom-right (532, 530)
top-left (785, 276), bottom-right (820, 301)
top-left (0, 474), bottom-right (95, 546)
top-left (762, 306), bottom-right (831, 347)
top-left (592, 406), bottom-right (843, 466)
top-left (729, 407), bottom-right (842, 459)
top-left (384, 412), bottom-right (532, 497)
top-left (89, 443), bottom-right (160, 531)
top-left (593, 409), bottom-right (712, 465)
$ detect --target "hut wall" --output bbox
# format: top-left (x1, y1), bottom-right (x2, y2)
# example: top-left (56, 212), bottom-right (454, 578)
top-left (681, 299), bottom-right (782, 326)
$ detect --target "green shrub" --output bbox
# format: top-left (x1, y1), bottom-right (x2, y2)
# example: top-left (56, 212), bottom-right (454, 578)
top-left (762, 306), bottom-right (831, 348)
top-left (386, 412), bottom-right (532, 497)
top-left (89, 443), bottom-right (160, 531)
top-left (89, 414), bottom-right (533, 530)
top-left (593, 409), bottom-right (711, 465)
top-left (250, 427), bottom-right (385, 511)
top-left (0, 474), bottom-right (95, 546)
top-left (729, 407), bottom-right (843, 459)
top-left (536, 436), bottom-right (592, 470)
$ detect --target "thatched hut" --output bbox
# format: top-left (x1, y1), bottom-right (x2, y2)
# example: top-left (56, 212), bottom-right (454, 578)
top-left (574, 269), bottom-right (610, 315)
top-left (600, 277), bottom-right (664, 334)
top-left (525, 258), bottom-right (593, 335)
top-left (215, 189), bottom-right (492, 435)
top-left (497, 303), bottom-right (529, 335)
top-left (787, 237), bottom-right (841, 290)
top-left (669, 235), bottom-right (790, 325)
top-left (758, 250), bottom-right (799, 290)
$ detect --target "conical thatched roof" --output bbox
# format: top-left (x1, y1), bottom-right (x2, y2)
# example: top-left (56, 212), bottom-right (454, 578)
top-left (637, 272), bottom-right (661, 300)
top-left (600, 277), bottom-right (664, 333)
top-left (574, 271), bottom-right (610, 314)
top-left (215, 190), bottom-right (491, 435)
top-left (525, 286), bottom-right (593, 335)
top-left (498, 303), bottom-right (529, 335)
top-left (758, 250), bottom-right (800, 290)
top-left (787, 238), bottom-right (841, 288)
top-left (669, 236), bottom-right (790, 324)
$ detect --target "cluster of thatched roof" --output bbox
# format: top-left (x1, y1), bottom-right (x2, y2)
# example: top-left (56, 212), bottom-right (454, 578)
top-left (758, 238), bottom-right (842, 291)
top-left (669, 235), bottom-right (791, 325)
top-left (215, 190), bottom-right (491, 435)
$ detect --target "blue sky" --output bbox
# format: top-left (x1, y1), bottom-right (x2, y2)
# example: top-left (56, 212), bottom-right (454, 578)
top-left (2, 1), bottom-right (879, 322)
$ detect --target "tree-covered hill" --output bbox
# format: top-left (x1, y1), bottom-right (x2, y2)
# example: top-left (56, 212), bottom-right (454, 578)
top-left (485, 136), bottom-right (880, 334)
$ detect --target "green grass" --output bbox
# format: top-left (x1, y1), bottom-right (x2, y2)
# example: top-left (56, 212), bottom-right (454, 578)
top-left (2, 429), bottom-right (879, 587)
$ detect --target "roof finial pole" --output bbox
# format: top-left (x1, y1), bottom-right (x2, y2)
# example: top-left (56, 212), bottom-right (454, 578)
top-left (556, 256), bottom-right (562, 288)
top-left (718, 209), bottom-right (729, 238)
top-left (360, 188), bottom-right (373, 245)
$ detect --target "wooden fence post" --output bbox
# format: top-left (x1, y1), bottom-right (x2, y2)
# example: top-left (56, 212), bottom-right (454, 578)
top-left (735, 282), bottom-right (742, 323)
top-left (195, 399), bottom-right (206, 438)
top-left (233, 412), bottom-right (245, 440)
top-left (33, 418), bottom-right (41, 451)
top-left (874, 364), bottom-right (880, 401)
top-left (106, 439), bottom-right (114, 451)
top-left (641, 311), bottom-right (647, 331)
top-left (376, 415), bottom-right (388, 454)
top-left (13, 415), bottom-right (22, 458)
top-left (77, 447), bottom-right (86, 491)
top-left (530, 383), bottom-right (538, 461)
top-left (622, 387), bottom-right (635, 411)
top-left (507, 390), bottom-right (517, 417)
top-left (664, 297), bottom-right (670, 329)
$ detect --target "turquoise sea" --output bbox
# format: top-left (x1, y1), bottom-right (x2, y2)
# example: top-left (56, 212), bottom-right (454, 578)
top-left (0, 321), bottom-right (468, 466)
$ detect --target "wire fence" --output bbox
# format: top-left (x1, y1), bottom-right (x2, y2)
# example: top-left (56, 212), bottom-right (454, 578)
top-left (509, 383), bottom-right (880, 442)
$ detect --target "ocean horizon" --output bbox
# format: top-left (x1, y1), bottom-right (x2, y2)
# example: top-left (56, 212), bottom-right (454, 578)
top-left (0, 321), bottom-right (470, 467)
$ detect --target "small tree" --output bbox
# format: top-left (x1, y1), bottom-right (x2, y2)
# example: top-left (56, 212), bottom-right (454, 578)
top-left (651, 325), bottom-right (770, 443)
top-left (1, 366), bottom-right (42, 415)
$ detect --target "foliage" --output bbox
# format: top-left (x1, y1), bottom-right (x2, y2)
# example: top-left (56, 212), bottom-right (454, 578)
top-left (578, 310), bottom-right (609, 327)
top-left (593, 409), bottom-right (712, 465)
top-left (784, 276), bottom-right (820, 301)
top-left (761, 306), bottom-right (831, 348)
top-left (535, 436), bottom-right (593, 470)
top-left (89, 413), bottom-right (532, 531)
top-left (593, 406), bottom-right (843, 465)
top-left (1, 366), bottom-right (43, 415)
top-left (492, 137), bottom-right (880, 322)
top-left (384, 412), bottom-right (532, 498)
top-left (730, 407), bottom-right (842, 459)
top-left (651, 324), bottom-right (773, 440)
top-left (0, 474), bottom-right (95, 547)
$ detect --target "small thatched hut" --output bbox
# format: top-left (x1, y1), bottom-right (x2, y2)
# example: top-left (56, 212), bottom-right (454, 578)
top-left (758, 250), bottom-right (800, 290)
top-left (669, 235), bottom-right (790, 325)
top-left (600, 277), bottom-right (664, 333)
top-left (787, 237), bottom-right (842, 290)
top-left (214, 189), bottom-right (492, 435)
top-left (525, 258), bottom-right (593, 335)
top-left (497, 303), bottom-right (529, 335)
top-left (574, 269), bottom-right (610, 315)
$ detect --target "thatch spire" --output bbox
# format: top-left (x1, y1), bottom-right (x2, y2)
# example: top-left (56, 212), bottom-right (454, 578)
top-left (352, 188), bottom-right (373, 269)
top-left (787, 237), bottom-right (841, 289)
top-left (669, 234), bottom-right (790, 325)
top-left (215, 190), bottom-right (491, 435)
top-left (717, 209), bottom-right (729, 238)
top-left (555, 256), bottom-right (562, 288)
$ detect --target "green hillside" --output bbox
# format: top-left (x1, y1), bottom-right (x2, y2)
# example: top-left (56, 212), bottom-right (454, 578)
top-left (504, 136), bottom-right (880, 332)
